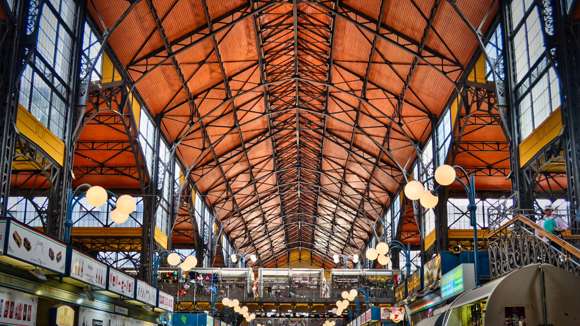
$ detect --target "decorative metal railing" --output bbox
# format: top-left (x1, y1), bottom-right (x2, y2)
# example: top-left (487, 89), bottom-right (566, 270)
top-left (488, 215), bottom-right (580, 279)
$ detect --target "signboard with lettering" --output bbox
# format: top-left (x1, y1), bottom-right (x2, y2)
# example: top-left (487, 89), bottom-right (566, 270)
top-left (423, 255), bottom-right (441, 288)
top-left (158, 290), bottom-right (174, 312)
top-left (1, 219), bottom-right (66, 273)
top-left (69, 250), bottom-right (107, 289)
top-left (136, 280), bottom-right (157, 306)
top-left (0, 286), bottom-right (37, 326)
top-left (441, 263), bottom-right (475, 299)
top-left (107, 268), bottom-right (135, 298)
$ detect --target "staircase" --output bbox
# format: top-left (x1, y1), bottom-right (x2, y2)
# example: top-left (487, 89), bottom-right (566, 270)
top-left (487, 214), bottom-right (580, 279)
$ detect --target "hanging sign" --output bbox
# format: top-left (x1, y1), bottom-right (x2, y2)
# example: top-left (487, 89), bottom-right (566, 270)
top-left (0, 219), bottom-right (66, 273)
top-left (390, 307), bottom-right (405, 323)
top-left (107, 268), bottom-right (135, 298)
top-left (69, 250), bottom-right (107, 289)
top-left (55, 305), bottom-right (74, 326)
top-left (136, 280), bottom-right (157, 306)
top-left (157, 290), bottom-right (174, 312)
top-left (0, 286), bottom-right (37, 326)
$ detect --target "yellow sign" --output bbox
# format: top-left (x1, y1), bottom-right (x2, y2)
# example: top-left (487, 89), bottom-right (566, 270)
top-left (56, 305), bottom-right (74, 326)
top-left (15, 105), bottom-right (65, 165)
top-left (154, 227), bottom-right (168, 249)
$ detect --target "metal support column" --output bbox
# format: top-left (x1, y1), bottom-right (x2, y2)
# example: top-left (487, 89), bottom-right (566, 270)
top-left (554, 0), bottom-right (580, 233)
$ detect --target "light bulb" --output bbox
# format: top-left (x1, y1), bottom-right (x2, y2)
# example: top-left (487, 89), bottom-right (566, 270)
top-left (86, 186), bottom-right (108, 207)
top-left (365, 248), bottom-right (378, 261)
top-left (167, 252), bottom-right (181, 266)
top-left (349, 289), bottom-right (357, 298)
top-left (249, 254), bottom-right (257, 263)
top-left (341, 291), bottom-right (349, 300)
top-left (419, 191), bottom-right (439, 209)
top-left (115, 194), bottom-right (136, 214)
top-left (111, 208), bottom-right (129, 224)
top-left (376, 242), bottom-right (389, 255)
top-left (404, 180), bottom-right (424, 200)
top-left (378, 254), bottom-right (391, 266)
top-left (230, 254), bottom-right (238, 263)
top-left (352, 254), bottom-right (359, 264)
top-left (183, 255), bottom-right (197, 268)
top-left (435, 164), bottom-right (456, 186)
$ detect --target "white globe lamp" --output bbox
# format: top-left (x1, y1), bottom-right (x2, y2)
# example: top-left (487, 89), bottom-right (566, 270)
top-left (419, 191), bottom-right (439, 209)
top-left (86, 186), bottom-right (108, 208)
top-left (376, 241), bottom-right (389, 255)
top-left (115, 194), bottom-right (136, 214)
top-left (378, 254), bottom-right (391, 266)
top-left (435, 164), bottom-right (456, 186)
top-left (404, 180), bottom-right (424, 200)
top-left (167, 252), bottom-right (181, 266)
top-left (110, 208), bottom-right (129, 224)
top-left (365, 248), bottom-right (378, 261)
top-left (249, 254), bottom-right (257, 263)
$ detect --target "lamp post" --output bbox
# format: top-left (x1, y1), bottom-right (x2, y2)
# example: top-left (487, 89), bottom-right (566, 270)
top-left (404, 164), bottom-right (479, 286)
top-left (64, 184), bottom-right (136, 245)
top-left (366, 240), bottom-right (411, 298)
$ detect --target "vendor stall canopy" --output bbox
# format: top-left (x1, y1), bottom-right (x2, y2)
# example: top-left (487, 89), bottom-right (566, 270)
top-left (86, 0), bottom-right (498, 266)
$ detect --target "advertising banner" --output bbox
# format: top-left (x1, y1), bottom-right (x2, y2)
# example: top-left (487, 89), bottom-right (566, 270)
top-left (70, 250), bottom-right (107, 289)
top-left (158, 290), bottom-right (174, 312)
top-left (108, 268), bottom-right (135, 298)
top-left (2, 220), bottom-right (66, 273)
top-left (423, 255), bottom-right (441, 288)
top-left (136, 280), bottom-right (157, 306)
top-left (0, 286), bottom-right (37, 326)
top-left (440, 263), bottom-right (475, 299)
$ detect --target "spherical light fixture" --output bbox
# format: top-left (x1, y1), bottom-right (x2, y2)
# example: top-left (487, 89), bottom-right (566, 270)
top-left (419, 191), bottom-right (439, 209)
top-left (249, 313), bottom-right (256, 321)
top-left (110, 208), bottom-right (129, 224)
top-left (86, 186), bottom-right (108, 208)
top-left (333, 254), bottom-right (340, 264)
top-left (434, 164), bottom-right (456, 186)
top-left (222, 297), bottom-right (231, 307)
top-left (376, 242), bottom-right (389, 255)
top-left (234, 305), bottom-right (241, 313)
top-left (249, 254), bottom-right (257, 263)
top-left (230, 254), bottom-right (238, 263)
top-left (377, 254), bottom-right (390, 266)
top-left (349, 289), bottom-right (357, 298)
top-left (231, 299), bottom-right (239, 308)
top-left (180, 262), bottom-right (192, 272)
top-left (352, 254), bottom-right (359, 264)
top-left (115, 194), bottom-right (136, 214)
top-left (183, 255), bottom-right (197, 269)
top-left (341, 291), bottom-right (349, 300)
top-left (404, 180), bottom-right (424, 200)
top-left (365, 248), bottom-right (378, 261)
top-left (341, 299), bottom-right (349, 309)
top-left (167, 252), bottom-right (181, 266)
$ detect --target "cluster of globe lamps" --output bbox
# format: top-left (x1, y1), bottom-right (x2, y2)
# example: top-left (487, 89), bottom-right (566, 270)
top-left (221, 298), bottom-right (256, 323)
top-left (84, 185), bottom-right (136, 224)
top-left (333, 289), bottom-right (357, 316)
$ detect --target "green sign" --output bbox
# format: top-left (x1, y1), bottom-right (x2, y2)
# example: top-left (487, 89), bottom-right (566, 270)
top-left (441, 264), bottom-right (465, 299)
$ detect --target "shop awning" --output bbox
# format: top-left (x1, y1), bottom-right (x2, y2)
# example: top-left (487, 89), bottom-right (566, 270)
top-left (416, 314), bottom-right (444, 326)
top-left (448, 276), bottom-right (506, 309)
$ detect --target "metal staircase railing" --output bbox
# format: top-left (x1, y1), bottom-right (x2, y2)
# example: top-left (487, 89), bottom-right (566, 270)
top-left (488, 214), bottom-right (580, 279)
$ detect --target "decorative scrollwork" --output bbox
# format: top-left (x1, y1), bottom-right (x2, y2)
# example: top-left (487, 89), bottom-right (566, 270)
top-left (488, 223), bottom-right (580, 279)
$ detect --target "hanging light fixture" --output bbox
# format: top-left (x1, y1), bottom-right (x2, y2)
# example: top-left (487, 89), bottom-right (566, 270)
top-left (341, 291), bottom-right (349, 300)
top-left (404, 180), bottom-right (424, 200)
top-left (349, 289), bottom-right (357, 298)
top-left (231, 299), bottom-right (239, 308)
top-left (333, 254), bottom-right (340, 264)
top-left (352, 254), bottom-right (359, 264)
top-left (376, 242), bottom-right (389, 255)
top-left (249, 254), bottom-right (257, 263)
top-left (167, 252), bottom-right (181, 266)
top-left (86, 186), bottom-right (108, 208)
top-left (221, 297), bottom-right (231, 307)
top-left (377, 254), bottom-right (391, 266)
top-left (183, 255), bottom-right (197, 268)
top-left (434, 164), bottom-right (456, 186)
top-left (110, 208), bottom-right (129, 224)
top-left (365, 248), bottom-right (378, 261)
top-left (230, 254), bottom-right (238, 263)
top-left (419, 191), bottom-right (439, 209)
top-left (115, 194), bottom-right (136, 214)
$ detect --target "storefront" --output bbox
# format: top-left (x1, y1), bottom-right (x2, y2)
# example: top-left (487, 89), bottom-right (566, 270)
top-left (443, 264), bottom-right (580, 325)
top-left (0, 218), bottom-right (171, 326)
